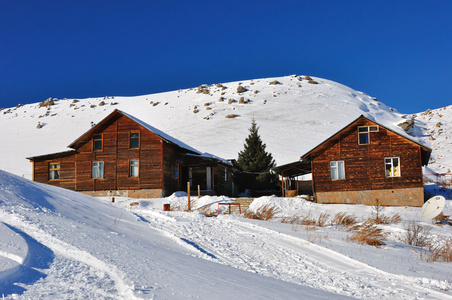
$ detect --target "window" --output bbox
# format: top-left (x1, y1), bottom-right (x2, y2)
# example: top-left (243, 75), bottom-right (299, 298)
top-left (49, 163), bottom-right (60, 180)
top-left (358, 125), bottom-right (378, 145)
top-left (330, 161), bottom-right (345, 180)
top-left (130, 132), bottom-right (140, 149)
top-left (93, 134), bottom-right (103, 151)
top-left (385, 157), bottom-right (400, 177)
top-left (130, 160), bottom-right (139, 177)
top-left (92, 161), bottom-right (104, 178)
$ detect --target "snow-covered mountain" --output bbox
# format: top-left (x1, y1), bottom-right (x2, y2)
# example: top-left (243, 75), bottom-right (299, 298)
top-left (1, 76), bottom-right (452, 298)
top-left (1, 75), bottom-right (450, 179)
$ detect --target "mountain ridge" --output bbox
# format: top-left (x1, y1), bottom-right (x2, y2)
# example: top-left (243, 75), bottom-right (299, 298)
top-left (0, 75), bottom-right (450, 179)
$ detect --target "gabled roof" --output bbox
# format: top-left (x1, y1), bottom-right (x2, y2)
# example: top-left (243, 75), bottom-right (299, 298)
top-left (28, 109), bottom-right (232, 166)
top-left (300, 115), bottom-right (431, 163)
top-left (272, 115), bottom-right (432, 176)
top-left (68, 109), bottom-right (201, 155)
top-left (27, 150), bottom-right (76, 161)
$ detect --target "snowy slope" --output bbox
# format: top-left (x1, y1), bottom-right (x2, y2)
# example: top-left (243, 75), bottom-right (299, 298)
top-left (1, 170), bottom-right (452, 299)
top-left (1, 74), bottom-right (448, 179)
top-left (0, 170), bottom-right (345, 299)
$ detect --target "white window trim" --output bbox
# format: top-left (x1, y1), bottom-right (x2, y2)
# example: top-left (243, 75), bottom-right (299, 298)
top-left (358, 125), bottom-right (379, 145)
top-left (92, 161), bottom-right (104, 179)
top-left (130, 159), bottom-right (139, 177)
top-left (385, 157), bottom-right (401, 177)
top-left (330, 161), bottom-right (345, 180)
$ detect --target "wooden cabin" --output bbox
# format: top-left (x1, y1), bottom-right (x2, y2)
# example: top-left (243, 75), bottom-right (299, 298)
top-left (27, 110), bottom-right (235, 198)
top-left (272, 115), bottom-right (432, 206)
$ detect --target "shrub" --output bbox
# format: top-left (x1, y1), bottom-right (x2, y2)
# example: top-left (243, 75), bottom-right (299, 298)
top-left (347, 221), bottom-right (387, 247)
top-left (371, 198), bottom-right (385, 221)
top-left (244, 204), bottom-right (280, 221)
top-left (316, 213), bottom-right (330, 227)
top-left (129, 202), bottom-right (139, 206)
top-left (421, 239), bottom-right (452, 262)
top-left (332, 212), bottom-right (357, 227)
top-left (403, 222), bottom-right (432, 247)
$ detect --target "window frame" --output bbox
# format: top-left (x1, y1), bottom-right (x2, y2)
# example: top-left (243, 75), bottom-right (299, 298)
top-left (129, 131), bottom-right (140, 149)
top-left (358, 125), bottom-right (379, 145)
top-left (49, 162), bottom-right (60, 181)
top-left (330, 160), bottom-right (345, 180)
top-left (129, 159), bottom-right (139, 177)
top-left (93, 134), bottom-right (103, 151)
top-left (385, 157), bottom-right (401, 178)
top-left (92, 161), bottom-right (104, 179)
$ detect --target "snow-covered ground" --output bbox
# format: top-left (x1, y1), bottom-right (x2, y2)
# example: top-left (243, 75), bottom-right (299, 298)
top-left (1, 170), bottom-right (451, 299)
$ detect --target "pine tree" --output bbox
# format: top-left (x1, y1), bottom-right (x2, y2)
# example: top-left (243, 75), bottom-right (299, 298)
top-left (235, 119), bottom-right (277, 191)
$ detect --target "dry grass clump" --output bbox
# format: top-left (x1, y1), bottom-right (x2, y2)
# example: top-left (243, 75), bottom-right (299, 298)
top-left (368, 213), bottom-right (402, 225)
top-left (423, 239), bottom-right (452, 262)
top-left (281, 214), bottom-right (315, 226)
top-left (244, 204), bottom-right (280, 221)
top-left (129, 202), bottom-right (139, 207)
top-left (198, 205), bottom-right (216, 217)
top-left (347, 221), bottom-right (387, 247)
top-left (434, 212), bottom-right (451, 224)
top-left (332, 212), bottom-right (358, 227)
top-left (281, 215), bottom-right (303, 224)
top-left (316, 213), bottom-right (330, 227)
top-left (281, 213), bottom-right (329, 227)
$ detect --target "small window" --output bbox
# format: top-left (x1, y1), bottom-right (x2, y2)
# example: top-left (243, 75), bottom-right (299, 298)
top-left (130, 132), bottom-right (140, 149)
top-left (330, 161), bottom-right (345, 180)
top-left (49, 163), bottom-right (60, 180)
top-left (224, 168), bottom-right (228, 182)
top-left (385, 157), bottom-right (400, 177)
top-left (358, 127), bottom-right (370, 145)
top-left (358, 125), bottom-right (379, 145)
top-left (130, 160), bottom-right (139, 177)
top-left (93, 134), bottom-right (103, 151)
top-left (92, 161), bottom-right (104, 178)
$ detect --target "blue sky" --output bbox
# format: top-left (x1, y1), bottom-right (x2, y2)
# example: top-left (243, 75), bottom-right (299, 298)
top-left (1, 1), bottom-right (451, 113)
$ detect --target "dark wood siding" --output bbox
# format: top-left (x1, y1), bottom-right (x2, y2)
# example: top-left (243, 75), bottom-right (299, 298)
top-left (311, 118), bottom-right (424, 193)
top-left (29, 110), bottom-right (233, 197)
top-left (33, 155), bottom-right (76, 190)
top-left (72, 115), bottom-right (165, 191)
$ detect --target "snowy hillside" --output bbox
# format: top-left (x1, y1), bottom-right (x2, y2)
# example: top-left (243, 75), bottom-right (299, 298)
top-left (1, 170), bottom-right (452, 299)
top-left (1, 75), bottom-right (450, 179)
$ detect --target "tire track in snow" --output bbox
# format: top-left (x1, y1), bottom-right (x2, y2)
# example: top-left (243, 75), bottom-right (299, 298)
top-left (0, 211), bottom-right (140, 300)
top-left (137, 210), bottom-right (451, 299)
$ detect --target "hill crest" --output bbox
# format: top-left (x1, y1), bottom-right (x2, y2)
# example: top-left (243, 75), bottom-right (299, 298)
top-left (0, 75), bottom-right (450, 178)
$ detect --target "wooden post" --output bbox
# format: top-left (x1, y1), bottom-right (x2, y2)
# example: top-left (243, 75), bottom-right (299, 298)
top-left (187, 182), bottom-right (191, 211)
top-left (296, 176), bottom-right (299, 195)
top-left (198, 185), bottom-right (201, 198)
top-left (281, 171), bottom-right (284, 197)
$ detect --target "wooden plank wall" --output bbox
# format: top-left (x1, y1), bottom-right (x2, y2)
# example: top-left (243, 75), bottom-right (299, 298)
top-left (32, 114), bottom-right (168, 193)
top-left (312, 119), bottom-right (424, 193)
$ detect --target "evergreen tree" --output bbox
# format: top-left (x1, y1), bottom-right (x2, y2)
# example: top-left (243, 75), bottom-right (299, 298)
top-left (235, 119), bottom-right (277, 191)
